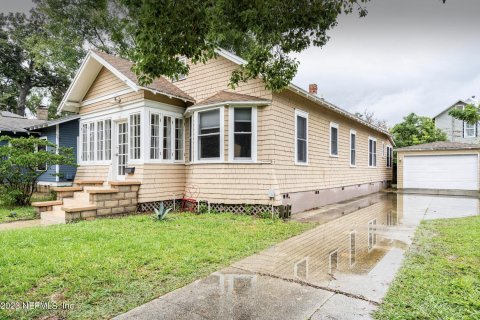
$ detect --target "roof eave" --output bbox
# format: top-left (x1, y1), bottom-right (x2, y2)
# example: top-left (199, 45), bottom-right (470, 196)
top-left (184, 100), bottom-right (271, 116)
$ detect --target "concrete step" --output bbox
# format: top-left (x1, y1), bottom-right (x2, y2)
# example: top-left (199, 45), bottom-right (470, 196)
top-left (75, 180), bottom-right (105, 186)
top-left (52, 186), bottom-right (83, 192)
top-left (62, 205), bottom-right (97, 213)
top-left (73, 192), bottom-right (90, 201)
top-left (41, 210), bottom-right (66, 225)
top-left (63, 197), bottom-right (89, 207)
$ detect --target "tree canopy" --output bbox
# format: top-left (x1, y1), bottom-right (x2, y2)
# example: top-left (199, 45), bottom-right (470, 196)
top-left (0, 10), bottom-right (83, 117)
top-left (448, 104), bottom-right (480, 124)
top-left (36, 0), bottom-right (370, 92)
top-left (0, 136), bottom-right (75, 205)
top-left (390, 113), bottom-right (447, 148)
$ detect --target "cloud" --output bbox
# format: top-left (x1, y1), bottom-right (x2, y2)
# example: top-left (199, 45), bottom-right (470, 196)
top-left (292, 0), bottom-right (480, 126)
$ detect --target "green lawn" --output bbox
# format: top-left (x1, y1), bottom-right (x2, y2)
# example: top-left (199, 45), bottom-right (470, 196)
top-left (375, 216), bottom-right (480, 320)
top-left (0, 213), bottom-right (312, 319)
top-left (0, 194), bottom-right (56, 223)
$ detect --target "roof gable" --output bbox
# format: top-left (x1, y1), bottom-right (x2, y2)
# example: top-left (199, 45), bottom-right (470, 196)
top-left (58, 50), bottom-right (194, 113)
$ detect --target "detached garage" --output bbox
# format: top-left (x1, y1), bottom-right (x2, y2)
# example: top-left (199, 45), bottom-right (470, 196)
top-left (397, 141), bottom-right (480, 195)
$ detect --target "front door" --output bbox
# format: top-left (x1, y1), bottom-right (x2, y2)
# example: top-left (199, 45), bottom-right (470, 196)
top-left (115, 121), bottom-right (128, 181)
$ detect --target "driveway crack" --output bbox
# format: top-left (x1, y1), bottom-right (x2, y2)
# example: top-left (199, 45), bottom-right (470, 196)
top-left (234, 267), bottom-right (380, 306)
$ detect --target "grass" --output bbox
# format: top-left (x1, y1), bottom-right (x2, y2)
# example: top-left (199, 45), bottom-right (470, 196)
top-left (0, 213), bottom-right (312, 319)
top-left (375, 216), bottom-right (480, 320)
top-left (0, 194), bottom-right (56, 223)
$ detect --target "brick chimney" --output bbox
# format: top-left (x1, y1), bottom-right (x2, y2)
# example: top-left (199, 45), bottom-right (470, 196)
top-left (36, 106), bottom-right (48, 121)
top-left (308, 83), bottom-right (318, 95)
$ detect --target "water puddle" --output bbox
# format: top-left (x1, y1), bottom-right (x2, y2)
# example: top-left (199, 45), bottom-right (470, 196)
top-left (233, 193), bottom-right (480, 302)
top-left (116, 193), bottom-right (479, 320)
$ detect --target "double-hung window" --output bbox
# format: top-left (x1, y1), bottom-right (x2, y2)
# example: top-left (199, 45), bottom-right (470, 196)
top-left (464, 121), bottom-right (476, 138)
top-left (386, 145), bottom-right (393, 168)
top-left (129, 113), bottom-right (141, 160)
top-left (150, 113), bottom-right (161, 159)
top-left (97, 121), bottom-right (104, 161)
top-left (81, 123), bottom-right (88, 161)
top-left (198, 109), bottom-right (221, 160)
top-left (163, 116), bottom-right (172, 160)
top-left (175, 118), bottom-right (183, 161)
top-left (330, 122), bottom-right (339, 156)
top-left (105, 120), bottom-right (111, 160)
top-left (295, 110), bottom-right (308, 164)
top-left (368, 137), bottom-right (377, 167)
top-left (233, 108), bottom-right (252, 159)
top-left (350, 130), bottom-right (356, 166)
top-left (80, 119), bottom-right (111, 163)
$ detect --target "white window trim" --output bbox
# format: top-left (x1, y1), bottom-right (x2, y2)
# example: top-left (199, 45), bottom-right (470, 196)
top-left (294, 109), bottom-right (309, 165)
top-left (328, 249), bottom-right (339, 274)
top-left (293, 257), bottom-right (309, 279)
top-left (79, 118), bottom-right (113, 165)
top-left (176, 57), bottom-right (187, 81)
top-left (228, 106), bottom-right (258, 163)
top-left (368, 136), bottom-right (377, 168)
top-left (193, 106), bottom-right (225, 164)
top-left (350, 129), bottom-right (356, 167)
top-left (128, 113), bottom-right (143, 164)
top-left (349, 230), bottom-right (356, 267)
top-left (368, 219), bottom-right (377, 252)
top-left (36, 136), bottom-right (48, 172)
top-left (329, 122), bottom-right (339, 158)
top-left (464, 121), bottom-right (476, 138)
top-left (386, 145), bottom-right (393, 168)
top-left (174, 117), bottom-right (185, 163)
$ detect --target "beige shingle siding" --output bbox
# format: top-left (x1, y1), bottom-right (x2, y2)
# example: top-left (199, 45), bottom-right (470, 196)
top-left (126, 164), bottom-right (186, 203)
top-left (83, 67), bottom-right (130, 100)
top-left (173, 56), bottom-right (272, 102)
top-left (272, 91), bottom-right (392, 194)
top-left (75, 165), bottom-right (110, 181)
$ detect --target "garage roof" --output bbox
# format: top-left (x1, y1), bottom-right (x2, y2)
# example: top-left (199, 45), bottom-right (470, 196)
top-left (396, 141), bottom-right (480, 151)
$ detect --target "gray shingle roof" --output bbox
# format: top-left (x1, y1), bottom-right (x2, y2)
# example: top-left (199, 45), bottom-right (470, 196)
top-left (0, 112), bottom-right (46, 133)
top-left (396, 141), bottom-right (480, 151)
top-left (26, 114), bottom-right (80, 130)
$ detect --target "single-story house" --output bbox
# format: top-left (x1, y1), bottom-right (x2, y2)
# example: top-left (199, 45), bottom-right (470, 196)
top-left (0, 109), bottom-right (79, 189)
top-left (57, 49), bottom-right (393, 214)
top-left (396, 141), bottom-right (480, 196)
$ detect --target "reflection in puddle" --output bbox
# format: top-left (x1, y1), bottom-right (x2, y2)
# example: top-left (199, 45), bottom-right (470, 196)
top-left (233, 193), bottom-right (479, 302)
top-left (116, 193), bottom-right (480, 320)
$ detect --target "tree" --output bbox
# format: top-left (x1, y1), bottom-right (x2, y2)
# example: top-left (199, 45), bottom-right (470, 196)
top-left (0, 10), bottom-right (82, 116)
top-left (355, 109), bottom-right (388, 130)
top-left (0, 136), bottom-right (76, 205)
top-left (390, 113), bottom-right (447, 148)
top-left (38, 0), bottom-right (370, 91)
top-left (34, 0), bottom-right (134, 57)
top-left (448, 104), bottom-right (480, 125)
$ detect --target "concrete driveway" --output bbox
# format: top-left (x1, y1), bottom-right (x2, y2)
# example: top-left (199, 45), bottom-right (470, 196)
top-left (115, 193), bottom-right (479, 320)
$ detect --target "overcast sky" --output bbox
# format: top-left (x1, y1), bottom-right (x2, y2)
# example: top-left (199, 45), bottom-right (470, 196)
top-left (2, 0), bottom-right (480, 125)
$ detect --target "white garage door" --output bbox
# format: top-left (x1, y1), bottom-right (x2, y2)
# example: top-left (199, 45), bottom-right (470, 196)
top-left (404, 154), bottom-right (478, 190)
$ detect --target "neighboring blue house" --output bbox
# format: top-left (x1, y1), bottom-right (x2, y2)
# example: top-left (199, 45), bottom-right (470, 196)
top-left (0, 108), bottom-right (79, 188)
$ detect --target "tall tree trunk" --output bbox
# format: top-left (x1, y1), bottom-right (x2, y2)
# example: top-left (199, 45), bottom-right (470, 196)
top-left (16, 83), bottom-right (31, 117)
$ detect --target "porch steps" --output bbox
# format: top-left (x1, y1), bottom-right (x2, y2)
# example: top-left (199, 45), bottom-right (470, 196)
top-left (36, 180), bottom-right (140, 225)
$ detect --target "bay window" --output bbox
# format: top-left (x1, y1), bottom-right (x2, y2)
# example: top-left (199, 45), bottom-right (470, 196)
top-left (175, 118), bottom-right (183, 161)
top-left (233, 108), bottom-right (252, 159)
top-left (163, 116), bottom-right (172, 160)
top-left (97, 121), bottom-right (104, 161)
top-left (80, 119), bottom-right (112, 163)
top-left (129, 113), bottom-right (141, 160)
top-left (150, 113), bottom-right (160, 159)
top-left (198, 109), bottom-right (221, 160)
top-left (105, 120), bottom-right (111, 160)
top-left (295, 109), bottom-right (308, 164)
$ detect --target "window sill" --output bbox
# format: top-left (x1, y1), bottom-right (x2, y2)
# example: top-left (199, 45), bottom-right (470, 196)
top-left (350, 164), bottom-right (357, 168)
top-left (329, 154), bottom-right (339, 158)
top-left (294, 162), bottom-right (309, 166)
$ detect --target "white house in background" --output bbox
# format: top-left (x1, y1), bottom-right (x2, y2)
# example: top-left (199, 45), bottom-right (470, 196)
top-left (433, 96), bottom-right (480, 144)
